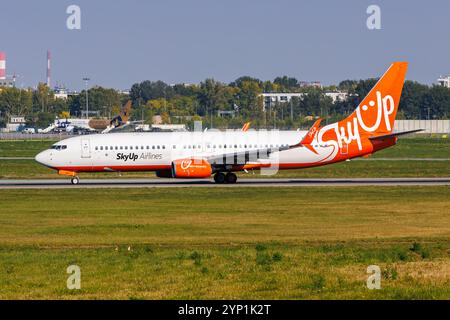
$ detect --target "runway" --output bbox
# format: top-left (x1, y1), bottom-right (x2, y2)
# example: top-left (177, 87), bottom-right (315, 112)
top-left (0, 177), bottom-right (449, 189)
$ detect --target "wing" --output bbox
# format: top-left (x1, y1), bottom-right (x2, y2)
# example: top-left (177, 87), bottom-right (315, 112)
top-left (206, 120), bottom-right (321, 167)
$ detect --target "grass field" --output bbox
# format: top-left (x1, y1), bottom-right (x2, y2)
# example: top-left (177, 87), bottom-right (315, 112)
top-left (0, 186), bottom-right (449, 299)
top-left (0, 137), bottom-right (449, 179)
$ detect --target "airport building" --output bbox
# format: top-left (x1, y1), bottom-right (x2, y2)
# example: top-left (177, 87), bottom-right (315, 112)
top-left (437, 76), bottom-right (450, 88)
top-left (54, 86), bottom-right (69, 100)
top-left (2, 116), bottom-right (26, 132)
top-left (261, 91), bottom-right (349, 111)
top-left (261, 93), bottom-right (306, 111)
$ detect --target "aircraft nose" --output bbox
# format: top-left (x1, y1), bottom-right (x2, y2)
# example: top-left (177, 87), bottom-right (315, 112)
top-left (35, 150), bottom-right (51, 167)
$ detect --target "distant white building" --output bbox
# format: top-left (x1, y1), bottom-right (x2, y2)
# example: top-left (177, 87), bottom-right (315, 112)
top-left (260, 91), bottom-right (348, 111)
top-left (261, 93), bottom-right (306, 111)
top-left (0, 78), bottom-right (14, 88)
top-left (298, 81), bottom-right (322, 88)
top-left (324, 91), bottom-right (349, 103)
top-left (54, 86), bottom-right (68, 100)
top-left (438, 76), bottom-right (450, 88)
top-left (5, 116), bottom-right (26, 132)
top-left (117, 89), bottom-right (130, 95)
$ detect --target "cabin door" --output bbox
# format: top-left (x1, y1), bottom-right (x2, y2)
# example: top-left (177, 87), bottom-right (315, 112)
top-left (81, 138), bottom-right (91, 158)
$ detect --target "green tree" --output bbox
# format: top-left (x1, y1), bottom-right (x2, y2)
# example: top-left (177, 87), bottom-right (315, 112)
top-left (32, 83), bottom-right (54, 113)
top-left (0, 87), bottom-right (32, 118)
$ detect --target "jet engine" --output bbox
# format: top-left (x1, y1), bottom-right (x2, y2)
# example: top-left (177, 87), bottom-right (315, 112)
top-left (171, 158), bottom-right (212, 178)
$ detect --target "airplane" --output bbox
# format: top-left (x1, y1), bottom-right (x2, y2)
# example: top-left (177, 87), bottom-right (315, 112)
top-left (47, 101), bottom-right (133, 134)
top-left (35, 62), bottom-right (422, 185)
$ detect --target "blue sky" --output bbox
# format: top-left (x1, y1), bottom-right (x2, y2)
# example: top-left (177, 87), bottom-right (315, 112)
top-left (1, 0), bottom-right (449, 90)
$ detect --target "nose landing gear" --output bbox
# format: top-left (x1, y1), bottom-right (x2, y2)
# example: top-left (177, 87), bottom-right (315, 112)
top-left (70, 176), bottom-right (80, 185)
top-left (213, 172), bottom-right (237, 184)
top-left (58, 170), bottom-right (79, 185)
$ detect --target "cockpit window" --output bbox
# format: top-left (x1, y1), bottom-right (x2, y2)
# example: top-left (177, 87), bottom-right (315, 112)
top-left (51, 145), bottom-right (67, 150)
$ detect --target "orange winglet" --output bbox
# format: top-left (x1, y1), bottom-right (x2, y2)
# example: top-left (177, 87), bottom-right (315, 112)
top-left (241, 122), bottom-right (251, 132)
top-left (291, 118), bottom-right (321, 154)
top-left (301, 118), bottom-right (322, 145)
top-left (58, 170), bottom-right (77, 177)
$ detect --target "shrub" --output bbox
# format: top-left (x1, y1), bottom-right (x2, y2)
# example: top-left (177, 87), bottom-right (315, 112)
top-left (272, 252), bottom-right (283, 262)
top-left (255, 244), bottom-right (267, 252)
top-left (256, 252), bottom-right (272, 266)
top-left (410, 242), bottom-right (422, 253)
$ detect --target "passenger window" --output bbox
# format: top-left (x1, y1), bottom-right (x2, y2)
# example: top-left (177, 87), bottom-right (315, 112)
top-left (173, 145), bottom-right (176, 149)
top-left (100, 146), bottom-right (103, 150)
top-left (95, 146), bottom-right (98, 151)
top-left (152, 146), bottom-right (155, 149)
top-left (157, 146), bottom-right (160, 149)
top-left (125, 146), bottom-right (128, 150)
top-left (105, 146), bottom-right (108, 150)
top-left (163, 145), bottom-right (165, 149)
top-left (120, 146), bottom-right (123, 150)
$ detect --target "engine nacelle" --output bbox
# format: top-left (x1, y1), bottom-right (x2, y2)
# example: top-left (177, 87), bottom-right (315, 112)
top-left (171, 158), bottom-right (212, 178)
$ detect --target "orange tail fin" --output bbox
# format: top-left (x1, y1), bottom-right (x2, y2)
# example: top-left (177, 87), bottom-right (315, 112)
top-left (316, 62), bottom-right (408, 158)
top-left (346, 61), bottom-right (408, 136)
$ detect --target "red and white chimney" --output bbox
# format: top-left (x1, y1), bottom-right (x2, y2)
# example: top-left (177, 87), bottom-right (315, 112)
top-left (0, 52), bottom-right (6, 80)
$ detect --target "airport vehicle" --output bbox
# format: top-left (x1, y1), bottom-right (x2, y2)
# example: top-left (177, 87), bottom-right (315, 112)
top-left (35, 62), bottom-right (420, 184)
top-left (22, 127), bottom-right (36, 134)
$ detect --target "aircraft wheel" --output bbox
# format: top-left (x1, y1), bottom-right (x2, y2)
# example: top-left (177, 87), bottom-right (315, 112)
top-left (71, 176), bottom-right (80, 185)
top-left (214, 172), bottom-right (226, 184)
top-left (225, 172), bottom-right (237, 184)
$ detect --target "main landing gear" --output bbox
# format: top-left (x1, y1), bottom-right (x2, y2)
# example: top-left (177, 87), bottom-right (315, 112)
top-left (71, 176), bottom-right (80, 185)
top-left (214, 172), bottom-right (237, 184)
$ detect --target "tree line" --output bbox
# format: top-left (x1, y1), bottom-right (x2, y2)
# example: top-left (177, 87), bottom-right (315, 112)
top-left (0, 76), bottom-right (448, 129)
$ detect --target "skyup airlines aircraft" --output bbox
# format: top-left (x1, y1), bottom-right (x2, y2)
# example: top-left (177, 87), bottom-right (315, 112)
top-left (35, 62), bottom-right (421, 185)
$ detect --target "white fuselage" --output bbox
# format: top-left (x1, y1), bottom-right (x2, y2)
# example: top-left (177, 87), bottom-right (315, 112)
top-left (35, 130), bottom-right (343, 173)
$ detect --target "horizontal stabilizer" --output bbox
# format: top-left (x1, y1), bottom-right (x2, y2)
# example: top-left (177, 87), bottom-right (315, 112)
top-left (369, 129), bottom-right (424, 141)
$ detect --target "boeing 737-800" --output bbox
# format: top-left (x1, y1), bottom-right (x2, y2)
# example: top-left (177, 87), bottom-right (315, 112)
top-left (35, 62), bottom-right (420, 184)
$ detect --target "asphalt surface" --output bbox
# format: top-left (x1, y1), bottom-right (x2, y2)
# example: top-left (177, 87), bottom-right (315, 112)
top-left (0, 177), bottom-right (449, 189)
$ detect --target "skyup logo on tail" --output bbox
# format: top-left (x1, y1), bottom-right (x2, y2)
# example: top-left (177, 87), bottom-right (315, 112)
top-left (318, 62), bottom-right (408, 153)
